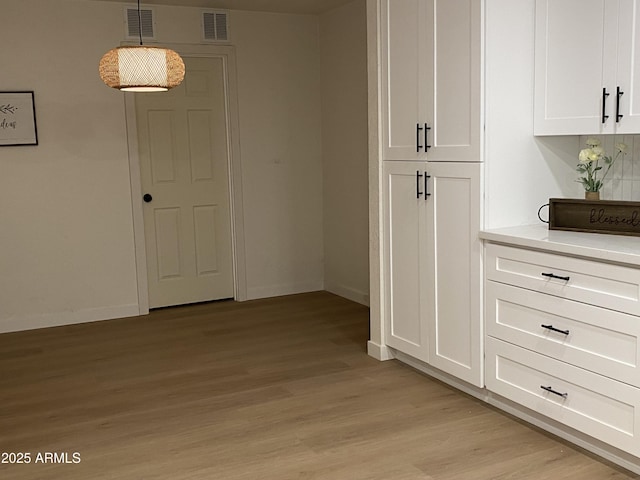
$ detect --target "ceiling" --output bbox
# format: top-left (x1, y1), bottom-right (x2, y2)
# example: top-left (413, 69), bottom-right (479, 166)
top-left (89, 0), bottom-right (355, 15)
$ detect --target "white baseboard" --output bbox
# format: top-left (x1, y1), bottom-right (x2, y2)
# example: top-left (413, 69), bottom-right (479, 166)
top-left (325, 283), bottom-right (370, 306)
top-left (246, 281), bottom-right (324, 301)
top-left (367, 340), bottom-right (395, 360)
top-left (0, 304), bottom-right (141, 334)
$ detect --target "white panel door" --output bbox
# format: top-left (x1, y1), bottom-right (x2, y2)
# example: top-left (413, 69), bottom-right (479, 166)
top-left (380, 0), bottom-right (481, 161)
top-left (616, 0), bottom-right (640, 133)
top-left (383, 161), bottom-right (482, 383)
top-left (380, 0), bottom-right (429, 160)
top-left (383, 161), bottom-right (429, 363)
top-left (427, 0), bottom-right (482, 161)
top-left (534, 0), bottom-right (614, 135)
top-left (137, 56), bottom-right (234, 308)
top-left (425, 162), bottom-right (482, 386)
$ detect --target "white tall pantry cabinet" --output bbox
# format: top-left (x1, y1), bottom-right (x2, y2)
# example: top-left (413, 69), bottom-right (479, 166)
top-left (375, 0), bottom-right (484, 387)
top-left (369, 0), bottom-right (640, 473)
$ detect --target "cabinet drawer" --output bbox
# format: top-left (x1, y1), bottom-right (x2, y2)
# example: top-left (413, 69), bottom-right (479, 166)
top-left (486, 337), bottom-right (640, 457)
top-left (485, 243), bottom-right (640, 316)
top-left (486, 281), bottom-right (640, 387)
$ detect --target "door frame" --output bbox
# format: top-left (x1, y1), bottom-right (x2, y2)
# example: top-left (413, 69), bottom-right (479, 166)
top-left (125, 43), bottom-right (247, 314)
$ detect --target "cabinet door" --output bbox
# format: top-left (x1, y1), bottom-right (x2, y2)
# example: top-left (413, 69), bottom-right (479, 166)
top-left (534, 0), bottom-right (614, 135)
top-left (615, 0), bottom-right (640, 133)
top-left (382, 161), bottom-right (429, 362)
top-left (380, 0), bottom-right (481, 161)
top-left (380, 0), bottom-right (429, 161)
top-left (424, 162), bottom-right (483, 387)
top-left (426, 0), bottom-right (482, 161)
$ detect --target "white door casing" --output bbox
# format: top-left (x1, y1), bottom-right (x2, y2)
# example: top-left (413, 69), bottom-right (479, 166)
top-left (126, 46), bottom-right (247, 312)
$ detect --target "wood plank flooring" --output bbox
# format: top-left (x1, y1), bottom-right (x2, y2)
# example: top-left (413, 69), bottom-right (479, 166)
top-left (0, 291), bottom-right (637, 479)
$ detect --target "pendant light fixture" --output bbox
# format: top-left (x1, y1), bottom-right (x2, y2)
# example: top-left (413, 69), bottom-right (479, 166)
top-left (99, 0), bottom-right (185, 92)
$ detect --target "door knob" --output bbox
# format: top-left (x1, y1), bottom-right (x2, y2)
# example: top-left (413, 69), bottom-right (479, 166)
top-left (143, 193), bottom-right (153, 203)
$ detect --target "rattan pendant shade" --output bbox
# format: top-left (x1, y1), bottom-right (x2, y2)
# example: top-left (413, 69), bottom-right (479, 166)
top-left (99, 46), bottom-right (185, 92)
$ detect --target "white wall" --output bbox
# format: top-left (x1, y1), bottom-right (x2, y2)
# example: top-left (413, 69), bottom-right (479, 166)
top-left (0, 0), bottom-right (140, 332)
top-left (133, 4), bottom-right (326, 299)
top-left (0, 0), bottom-right (326, 332)
top-left (320, 0), bottom-right (370, 306)
top-left (484, 0), bottom-right (580, 228)
top-left (232, 11), bottom-right (325, 299)
top-left (485, 1), bottom-right (640, 226)
top-left (578, 134), bottom-right (640, 200)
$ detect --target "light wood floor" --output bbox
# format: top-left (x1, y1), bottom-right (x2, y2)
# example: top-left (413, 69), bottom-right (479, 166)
top-left (0, 291), bottom-right (637, 479)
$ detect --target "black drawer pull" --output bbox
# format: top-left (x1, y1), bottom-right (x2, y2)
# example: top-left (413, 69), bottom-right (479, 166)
top-left (424, 172), bottom-right (431, 200)
top-left (541, 272), bottom-right (570, 282)
top-left (541, 385), bottom-right (568, 399)
top-left (602, 87), bottom-right (610, 123)
top-left (416, 170), bottom-right (423, 198)
top-left (416, 123), bottom-right (424, 152)
top-left (424, 123), bottom-right (431, 151)
top-left (616, 86), bottom-right (624, 122)
top-left (541, 324), bottom-right (570, 335)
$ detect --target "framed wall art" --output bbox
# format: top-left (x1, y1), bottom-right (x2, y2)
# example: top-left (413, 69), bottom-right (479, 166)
top-left (0, 91), bottom-right (38, 146)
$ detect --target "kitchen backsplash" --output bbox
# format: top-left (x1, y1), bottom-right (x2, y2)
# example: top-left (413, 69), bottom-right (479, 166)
top-left (579, 134), bottom-right (640, 201)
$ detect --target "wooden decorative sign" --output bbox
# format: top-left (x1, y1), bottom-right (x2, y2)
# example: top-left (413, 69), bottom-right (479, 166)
top-left (0, 91), bottom-right (38, 146)
top-left (549, 198), bottom-right (640, 236)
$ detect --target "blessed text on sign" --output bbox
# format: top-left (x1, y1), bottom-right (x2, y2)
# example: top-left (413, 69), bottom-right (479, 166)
top-left (549, 198), bottom-right (640, 237)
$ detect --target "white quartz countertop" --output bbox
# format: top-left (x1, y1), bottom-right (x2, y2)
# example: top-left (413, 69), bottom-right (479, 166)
top-left (480, 224), bottom-right (640, 266)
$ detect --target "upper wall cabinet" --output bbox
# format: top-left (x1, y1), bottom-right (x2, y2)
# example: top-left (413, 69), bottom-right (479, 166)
top-left (380, 0), bottom-right (482, 161)
top-left (534, 0), bottom-right (640, 135)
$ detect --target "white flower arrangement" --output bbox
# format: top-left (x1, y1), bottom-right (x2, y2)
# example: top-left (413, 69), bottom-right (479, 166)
top-left (576, 138), bottom-right (628, 193)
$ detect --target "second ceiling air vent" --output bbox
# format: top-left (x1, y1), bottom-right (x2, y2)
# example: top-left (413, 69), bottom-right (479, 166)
top-left (203, 10), bottom-right (229, 42)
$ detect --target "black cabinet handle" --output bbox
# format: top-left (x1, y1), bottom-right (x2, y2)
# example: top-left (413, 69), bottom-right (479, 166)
top-left (416, 123), bottom-right (424, 152)
top-left (424, 172), bottom-right (431, 200)
top-left (617, 86), bottom-right (624, 122)
top-left (541, 272), bottom-right (570, 281)
top-left (425, 123), bottom-right (431, 151)
top-left (541, 385), bottom-right (568, 399)
top-left (541, 324), bottom-right (570, 335)
top-left (143, 193), bottom-right (153, 203)
top-left (602, 87), bottom-right (610, 123)
top-left (416, 170), bottom-right (423, 198)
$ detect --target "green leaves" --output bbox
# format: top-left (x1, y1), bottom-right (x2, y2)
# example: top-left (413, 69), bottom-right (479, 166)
top-left (576, 139), bottom-right (628, 194)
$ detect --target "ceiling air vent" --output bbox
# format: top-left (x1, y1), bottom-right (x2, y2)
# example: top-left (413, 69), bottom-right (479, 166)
top-left (125, 6), bottom-right (155, 40)
top-left (203, 10), bottom-right (229, 42)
